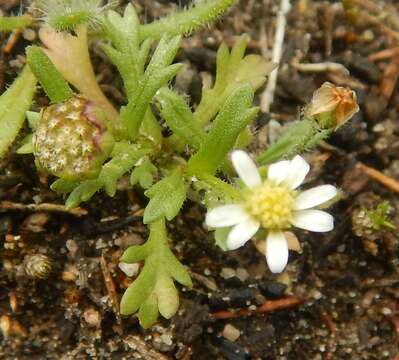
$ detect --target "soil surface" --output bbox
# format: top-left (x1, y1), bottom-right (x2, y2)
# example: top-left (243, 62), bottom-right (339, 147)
top-left (0, 0), bottom-right (399, 359)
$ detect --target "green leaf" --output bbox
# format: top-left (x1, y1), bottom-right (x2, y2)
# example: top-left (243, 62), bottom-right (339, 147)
top-left (26, 46), bottom-right (74, 103)
top-left (143, 172), bottom-right (187, 224)
top-left (138, 294), bottom-right (159, 329)
top-left (0, 66), bottom-right (36, 159)
top-left (194, 36), bottom-right (274, 126)
top-left (103, 7), bottom-right (183, 141)
top-left (139, 0), bottom-right (235, 41)
top-left (51, 178), bottom-right (80, 194)
top-left (139, 109), bottom-right (163, 147)
top-left (26, 111), bottom-right (39, 130)
top-left (100, 142), bottom-right (151, 197)
top-left (130, 159), bottom-right (157, 189)
top-left (102, 4), bottom-right (141, 100)
top-left (120, 54), bottom-right (183, 140)
top-left (120, 218), bottom-right (192, 328)
top-left (155, 87), bottom-right (205, 149)
top-left (16, 134), bottom-right (33, 154)
top-left (188, 85), bottom-right (258, 175)
top-left (63, 142), bottom-right (152, 207)
top-left (65, 179), bottom-right (102, 209)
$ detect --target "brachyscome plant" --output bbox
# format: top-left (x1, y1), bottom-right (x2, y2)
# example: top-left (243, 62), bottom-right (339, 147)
top-left (206, 151), bottom-right (338, 273)
top-left (0, 0), bottom-right (359, 328)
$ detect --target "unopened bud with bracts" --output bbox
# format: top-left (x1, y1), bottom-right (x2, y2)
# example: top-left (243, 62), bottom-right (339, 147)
top-left (33, 95), bottom-right (114, 181)
top-left (24, 254), bottom-right (53, 279)
top-left (305, 82), bottom-right (359, 129)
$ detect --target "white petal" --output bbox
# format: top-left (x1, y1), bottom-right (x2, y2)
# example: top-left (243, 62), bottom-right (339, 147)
top-left (291, 210), bottom-right (334, 232)
top-left (227, 218), bottom-right (260, 250)
top-left (206, 204), bottom-right (248, 228)
top-left (267, 160), bottom-right (290, 184)
top-left (231, 150), bottom-right (261, 188)
top-left (266, 231), bottom-right (289, 273)
top-left (293, 185), bottom-right (338, 210)
top-left (284, 155), bottom-right (310, 189)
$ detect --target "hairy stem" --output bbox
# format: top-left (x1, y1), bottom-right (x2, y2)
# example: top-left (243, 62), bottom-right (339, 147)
top-left (139, 0), bottom-right (235, 41)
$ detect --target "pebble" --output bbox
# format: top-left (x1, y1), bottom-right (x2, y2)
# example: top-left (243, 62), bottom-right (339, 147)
top-left (118, 262), bottom-right (139, 277)
top-left (220, 267), bottom-right (236, 279)
top-left (381, 307), bottom-right (392, 315)
top-left (222, 324), bottom-right (241, 342)
top-left (66, 239), bottom-right (79, 256)
top-left (23, 28), bottom-right (36, 41)
top-left (83, 308), bottom-right (101, 328)
top-left (236, 268), bottom-right (249, 282)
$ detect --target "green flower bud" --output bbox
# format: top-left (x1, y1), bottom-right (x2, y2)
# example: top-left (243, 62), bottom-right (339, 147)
top-left (33, 95), bottom-right (114, 181)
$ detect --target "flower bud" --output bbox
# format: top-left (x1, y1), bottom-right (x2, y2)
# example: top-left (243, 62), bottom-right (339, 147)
top-left (305, 82), bottom-right (359, 129)
top-left (33, 95), bottom-right (114, 181)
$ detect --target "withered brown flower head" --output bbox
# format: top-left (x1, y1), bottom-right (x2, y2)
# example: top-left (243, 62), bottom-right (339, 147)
top-left (305, 82), bottom-right (359, 129)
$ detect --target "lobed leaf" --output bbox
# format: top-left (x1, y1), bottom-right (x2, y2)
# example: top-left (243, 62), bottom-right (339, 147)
top-left (120, 218), bottom-right (192, 328)
top-left (143, 172), bottom-right (187, 224)
top-left (188, 85), bottom-right (258, 175)
top-left (194, 36), bottom-right (274, 126)
top-left (130, 159), bottom-right (157, 189)
top-left (63, 142), bottom-right (152, 208)
top-left (155, 87), bottom-right (205, 149)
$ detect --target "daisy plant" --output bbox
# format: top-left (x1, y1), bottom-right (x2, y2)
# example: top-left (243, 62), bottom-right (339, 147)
top-left (0, 0), bottom-right (359, 328)
top-left (206, 151), bottom-right (338, 273)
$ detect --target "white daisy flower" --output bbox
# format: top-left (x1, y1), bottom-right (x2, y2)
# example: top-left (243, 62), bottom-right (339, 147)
top-left (205, 150), bottom-right (338, 274)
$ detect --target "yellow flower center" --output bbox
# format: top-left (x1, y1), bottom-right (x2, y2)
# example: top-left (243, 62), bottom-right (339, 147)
top-left (244, 181), bottom-right (296, 230)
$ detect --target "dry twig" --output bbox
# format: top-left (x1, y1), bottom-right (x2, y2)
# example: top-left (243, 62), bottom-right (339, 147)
top-left (3, 29), bottom-right (22, 54)
top-left (291, 60), bottom-right (349, 74)
top-left (100, 253), bottom-right (120, 319)
top-left (260, 0), bottom-right (291, 113)
top-left (212, 296), bottom-right (302, 319)
top-left (0, 201), bottom-right (87, 216)
top-left (358, 163), bottom-right (399, 193)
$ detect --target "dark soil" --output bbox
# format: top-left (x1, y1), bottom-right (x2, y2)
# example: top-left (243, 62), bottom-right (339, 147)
top-left (0, 0), bottom-right (398, 359)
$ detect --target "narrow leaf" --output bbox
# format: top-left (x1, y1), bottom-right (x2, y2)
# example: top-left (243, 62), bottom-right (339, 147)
top-left (26, 46), bottom-right (74, 103)
top-left (0, 66), bottom-right (36, 159)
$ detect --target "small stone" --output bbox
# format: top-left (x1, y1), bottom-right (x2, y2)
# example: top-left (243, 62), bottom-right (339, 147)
top-left (220, 267), bottom-right (236, 279)
top-left (83, 308), bottom-right (101, 328)
top-left (222, 324), bottom-right (241, 342)
top-left (258, 280), bottom-right (287, 298)
top-left (160, 334), bottom-right (173, 346)
top-left (23, 28), bottom-right (36, 41)
top-left (236, 268), bottom-right (249, 282)
top-left (118, 262), bottom-right (140, 277)
top-left (95, 238), bottom-right (107, 249)
top-left (66, 239), bottom-right (79, 256)
top-left (381, 307), bottom-right (392, 315)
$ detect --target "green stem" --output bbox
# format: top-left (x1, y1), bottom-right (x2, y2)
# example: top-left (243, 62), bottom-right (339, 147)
top-left (0, 15), bottom-right (32, 31)
top-left (139, 0), bottom-right (235, 41)
top-left (257, 119), bottom-right (321, 165)
top-left (196, 173), bottom-right (242, 202)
